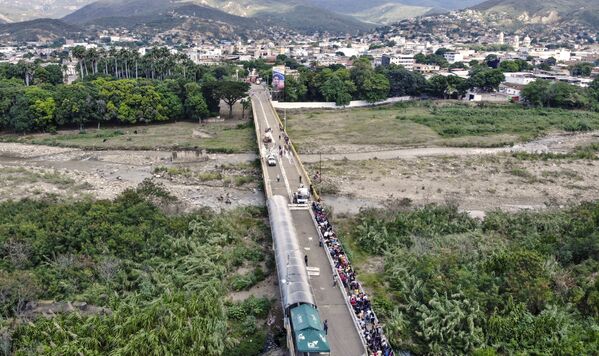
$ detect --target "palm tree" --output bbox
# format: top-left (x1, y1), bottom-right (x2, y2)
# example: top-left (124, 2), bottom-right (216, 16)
top-left (86, 47), bottom-right (98, 75)
top-left (241, 98), bottom-right (251, 120)
top-left (71, 45), bottom-right (86, 79)
top-left (109, 47), bottom-right (118, 78)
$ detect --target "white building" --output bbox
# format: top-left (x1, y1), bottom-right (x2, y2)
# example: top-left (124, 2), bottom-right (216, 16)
top-left (444, 52), bottom-right (464, 64)
top-left (381, 54), bottom-right (415, 69)
top-left (503, 72), bottom-right (536, 85)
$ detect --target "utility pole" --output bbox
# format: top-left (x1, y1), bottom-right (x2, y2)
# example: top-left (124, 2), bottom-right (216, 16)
top-left (319, 152), bottom-right (322, 183)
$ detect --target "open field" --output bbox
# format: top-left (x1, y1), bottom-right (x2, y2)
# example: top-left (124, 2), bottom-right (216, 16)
top-left (0, 120), bottom-right (256, 153)
top-left (286, 102), bottom-right (599, 154)
top-left (306, 151), bottom-right (599, 215)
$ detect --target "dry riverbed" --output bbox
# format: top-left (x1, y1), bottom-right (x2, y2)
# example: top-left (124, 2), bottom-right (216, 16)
top-left (304, 132), bottom-right (599, 216)
top-left (0, 142), bottom-right (263, 211)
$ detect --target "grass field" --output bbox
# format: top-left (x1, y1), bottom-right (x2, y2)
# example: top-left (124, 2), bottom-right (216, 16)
top-left (0, 121), bottom-right (256, 153)
top-left (286, 102), bottom-right (599, 153)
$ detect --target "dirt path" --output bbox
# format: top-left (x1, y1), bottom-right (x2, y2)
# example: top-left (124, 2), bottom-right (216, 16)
top-left (301, 131), bottom-right (599, 217)
top-left (301, 131), bottom-right (599, 163)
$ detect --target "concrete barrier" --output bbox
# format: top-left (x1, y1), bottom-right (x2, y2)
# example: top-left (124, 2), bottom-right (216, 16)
top-left (251, 96), bottom-right (273, 199)
top-left (309, 208), bottom-right (369, 355)
top-left (267, 99), bottom-right (320, 202)
top-left (272, 96), bottom-right (412, 110)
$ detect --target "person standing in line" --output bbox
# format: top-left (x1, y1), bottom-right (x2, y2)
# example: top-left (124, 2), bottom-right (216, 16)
top-left (323, 320), bottom-right (328, 335)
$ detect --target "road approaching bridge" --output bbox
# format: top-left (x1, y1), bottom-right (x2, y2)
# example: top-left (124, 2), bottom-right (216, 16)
top-left (251, 85), bottom-right (366, 356)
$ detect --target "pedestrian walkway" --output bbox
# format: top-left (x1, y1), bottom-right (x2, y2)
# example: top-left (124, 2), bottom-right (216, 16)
top-left (251, 85), bottom-right (366, 355)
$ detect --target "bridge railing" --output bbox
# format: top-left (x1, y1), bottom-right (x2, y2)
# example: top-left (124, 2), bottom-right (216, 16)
top-left (267, 99), bottom-right (320, 202)
top-left (308, 208), bottom-right (369, 355)
top-left (251, 94), bottom-right (273, 199)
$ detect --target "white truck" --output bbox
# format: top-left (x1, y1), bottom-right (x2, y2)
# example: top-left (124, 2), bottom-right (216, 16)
top-left (267, 154), bottom-right (277, 166)
top-left (293, 185), bottom-right (310, 204)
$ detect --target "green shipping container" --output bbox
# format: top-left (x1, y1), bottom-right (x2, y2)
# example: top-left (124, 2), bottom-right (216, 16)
top-left (290, 304), bottom-right (330, 353)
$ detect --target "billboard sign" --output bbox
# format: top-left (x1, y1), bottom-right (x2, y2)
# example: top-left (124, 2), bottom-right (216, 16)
top-left (272, 66), bottom-right (285, 91)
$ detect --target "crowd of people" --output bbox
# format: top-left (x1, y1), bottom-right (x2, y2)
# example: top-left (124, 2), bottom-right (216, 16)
top-left (313, 202), bottom-right (395, 356)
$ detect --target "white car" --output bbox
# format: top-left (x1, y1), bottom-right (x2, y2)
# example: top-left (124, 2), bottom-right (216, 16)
top-left (267, 155), bottom-right (277, 166)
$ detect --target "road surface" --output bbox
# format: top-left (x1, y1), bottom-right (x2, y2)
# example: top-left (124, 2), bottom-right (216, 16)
top-left (251, 85), bottom-right (366, 356)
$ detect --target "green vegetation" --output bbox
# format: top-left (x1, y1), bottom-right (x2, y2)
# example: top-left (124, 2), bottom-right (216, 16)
top-left (282, 54), bottom-right (599, 111)
top-left (0, 50), bottom-right (251, 133)
top-left (1, 121), bottom-right (255, 153)
top-left (288, 102), bottom-right (599, 152)
top-left (513, 143), bottom-right (599, 161)
top-left (400, 104), bottom-right (599, 141)
top-left (0, 181), bottom-right (275, 355)
top-left (338, 202), bottom-right (599, 355)
top-left (153, 161), bottom-right (259, 186)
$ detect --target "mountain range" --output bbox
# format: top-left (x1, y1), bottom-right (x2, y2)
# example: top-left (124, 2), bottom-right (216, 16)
top-left (0, 0), bottom-right (597, 43)
top-left (473, 0), bottom-right (599, 29)
top-left (1, 0), bottom-right (484, 25)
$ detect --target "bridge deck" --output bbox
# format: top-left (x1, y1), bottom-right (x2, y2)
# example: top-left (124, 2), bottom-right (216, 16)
top-left (251, 86), bottom-right (365, 356)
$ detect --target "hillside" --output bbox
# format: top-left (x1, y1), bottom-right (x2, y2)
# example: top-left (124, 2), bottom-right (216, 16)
top-left (81, 3), bottom-right (267, 40)
top-left (350, 3), bottom-right (432, 25)
top-left (0, 18), bottom-right (83, 42)
top-left (0, 0), bottom-right (94, 23)
top-left (62, 0), bottom-right (371, 34)
top-left (472, 0), bottom-right (599, 29)
top-left (304, 0), bottom-right (485, 24)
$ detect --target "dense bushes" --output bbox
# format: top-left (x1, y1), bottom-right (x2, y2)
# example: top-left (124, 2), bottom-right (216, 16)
top-left (0, 182), bottom-right (273, 354)
top-left (400, 104), bottom-right (599, 139)
top-left (342, 202), bottom-right (599, 354)
top-left (0, 76), bottom-right (249, 133)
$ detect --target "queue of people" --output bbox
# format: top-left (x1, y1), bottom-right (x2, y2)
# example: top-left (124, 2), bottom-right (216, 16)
top-left (312, 202), bottom-right (394, 356)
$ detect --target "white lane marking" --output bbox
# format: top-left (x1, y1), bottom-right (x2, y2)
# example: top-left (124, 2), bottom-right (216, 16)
top-left (257, 93), bottom-right (292, 200)
top-left (257, 99), bottom-right (271, 131)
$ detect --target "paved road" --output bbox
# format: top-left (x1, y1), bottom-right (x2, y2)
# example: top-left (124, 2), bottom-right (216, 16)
top-left (251, 86), bottom-right (365, 356)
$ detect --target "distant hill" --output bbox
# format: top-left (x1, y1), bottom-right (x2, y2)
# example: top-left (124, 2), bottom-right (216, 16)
top-left (304, 0), bottom-right (485, 24)
top-left (0, 18), bottom-right (83, 42)
top-left (350, 3), bottom-right (432, 24)
top-left (82, 3), bottom-right (266, 38)
top-left (472, 0), bottom-right (599, 29)
top-left (62, 0), bottom-right (371, 34)
top-left (0, 0), bottom-right (94, 23)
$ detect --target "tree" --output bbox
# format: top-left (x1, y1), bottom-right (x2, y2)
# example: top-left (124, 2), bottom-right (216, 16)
top-left (283, 75), bottom-right (307, 102)
top-left (499, 60), bottom-right (520, 72)
top-left (522, 79), bottom-right (552, 107)
top-left (426, 75), bottom-right (449, 98)
top-left (71, 46), bottom-right (87, 79)
top-left (362, 72), bottom-right (390, 104)
top-left (570, 62), bottom-right (593, 77)
top-left (522, 79), bottom-right (589, 109)
top-left (184, 83), bottom-right (209, 123)
top-left (241, 98), bottom-right (251, 120)
top-left (545, 57), bottom-right (557, 66)
top-left (589, 77), bottom-right (599, 102)
top-left (435, 48), bottom-right (450, 56)
top-left (320, 74), bottom-right (354, 106)
top-left (216, 81), bottom-right (250, 119)
top-left (55, 82), bottom-right (99, 132)
top-left (467, 69), bottom-right (505, 92)
top-left (351, 57), bottom-right (374, 99)
top-left (484, 54), bottom-right (500, 68)
top-left (202, 80), bottom-right (221, 115)
top-left (378, 65), bottom-right (426, 97)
